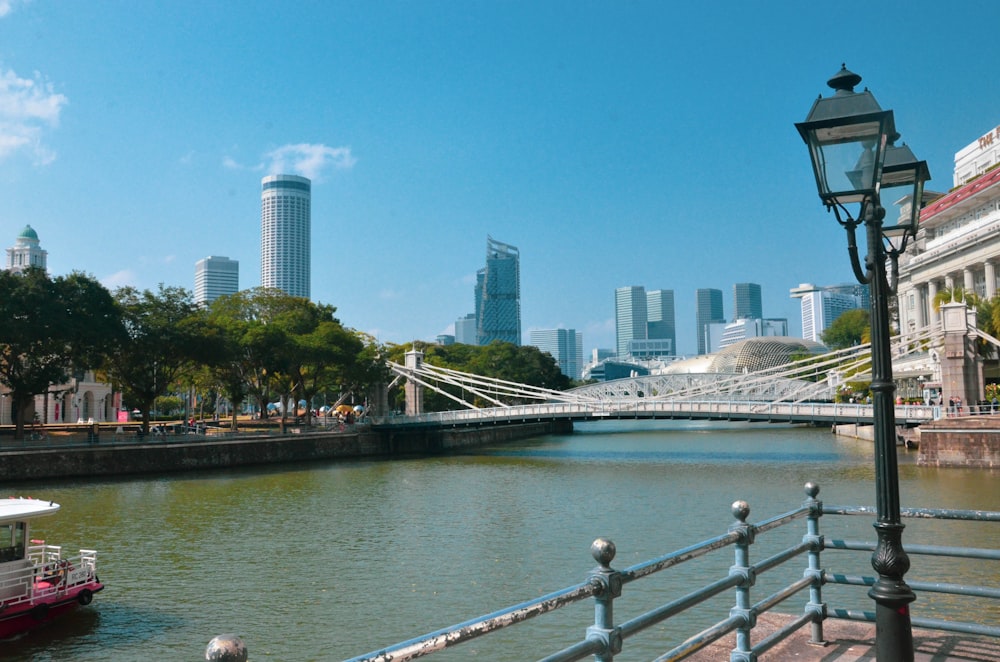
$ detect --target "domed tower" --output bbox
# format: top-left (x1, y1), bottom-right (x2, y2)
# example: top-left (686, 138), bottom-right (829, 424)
top-left (5, 225), bottom-right (47, 273)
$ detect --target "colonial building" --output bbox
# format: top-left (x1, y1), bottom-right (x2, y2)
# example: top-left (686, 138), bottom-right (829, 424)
top-left (897, 123), bottom-right (1000, 331)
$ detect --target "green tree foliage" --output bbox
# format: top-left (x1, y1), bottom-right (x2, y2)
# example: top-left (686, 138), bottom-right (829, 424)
top-left (103, 285), bottom-right (206, 433)
top-left (821, 309), bottom-right (870, 350)
top-left (0, 268), bottom-right (121, 439)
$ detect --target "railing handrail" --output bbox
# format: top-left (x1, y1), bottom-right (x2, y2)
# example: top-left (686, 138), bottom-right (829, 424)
top-left (342, 485), bottom-right (1000, 662)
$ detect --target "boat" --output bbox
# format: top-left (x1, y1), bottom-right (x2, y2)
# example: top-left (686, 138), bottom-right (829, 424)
top-left (0, 497), bottom-right (103, 639)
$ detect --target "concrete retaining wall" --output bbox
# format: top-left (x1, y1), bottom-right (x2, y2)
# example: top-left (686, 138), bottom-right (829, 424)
top-left (0, 421), bottom-right (570, 482)
top-left (917, 417), bottom-right (1000, 468)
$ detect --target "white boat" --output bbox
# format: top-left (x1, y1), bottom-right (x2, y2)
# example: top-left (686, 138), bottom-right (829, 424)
top-left (0, 497), bottom-right (103, 639)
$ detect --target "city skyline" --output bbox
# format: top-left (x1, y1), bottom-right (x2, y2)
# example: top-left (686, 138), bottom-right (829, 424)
top-left (2, 3), bottom-right (998, 355)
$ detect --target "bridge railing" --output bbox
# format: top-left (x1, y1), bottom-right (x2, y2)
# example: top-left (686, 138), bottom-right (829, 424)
top-left (342, 483), bottom-right (999, 662)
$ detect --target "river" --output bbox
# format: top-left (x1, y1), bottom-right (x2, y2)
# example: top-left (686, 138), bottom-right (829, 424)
top-left (3, 420), bottom-right (997, 661)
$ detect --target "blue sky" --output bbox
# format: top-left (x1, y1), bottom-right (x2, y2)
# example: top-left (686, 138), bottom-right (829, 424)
top-left (2, 1), bottom-right (999, 356)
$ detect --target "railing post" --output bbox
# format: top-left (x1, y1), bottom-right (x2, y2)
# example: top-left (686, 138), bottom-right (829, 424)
top-left (802, 482), bottom-right (828, 646)
top-left (587, 538), bottom-right (623, 661)
top-left (729, 500), bottom-right (757, 662)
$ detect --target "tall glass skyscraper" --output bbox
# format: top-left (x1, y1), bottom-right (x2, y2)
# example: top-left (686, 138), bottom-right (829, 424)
top-left (733, 283), bottom-right (763, 320)
top-left (260, 174), bottom-right (311, 298)
top-left (695, 288), bottom-right (725, 355)
top-left (476, 236), bottom-right (521, 345)
top-left (646, 289), bottom-right (676, 355)
top-left (615, 286), bottom-right (648, 357)
top-left (529, 328), bottom-right (583, 380)
top-left (195, 256), bottom-right (239, 306)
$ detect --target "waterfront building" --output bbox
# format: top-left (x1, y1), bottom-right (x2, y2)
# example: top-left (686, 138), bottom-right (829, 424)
top-left (475, 236), bottom-right (521, 345)
top-left (733, 283), bottom-right (762, 320)
top-left (436, 335), bottom-right (455, 346)
top-left (615, 286), bottom-right (648, 357)
top-left (529, 328), bottom-right (583, 380)
top-left (260, 174), bottom-right (311, 298)
top-left (695, 288), bottom-right (725, 356)
top-left (455, 313), bottom-right (477, 345)
top-left (647, 289), bottom-right (676, 355)
top-left (5, 225), bottom-right (47, 273)
top-left (897, 123), bottom-right (1000, 333)
top-left (789, 283), bottom-right (870, 343)
top-left (194, 256), bottom-right (239, 306)
top-left (705, 318), bottom-right (789, 353)
top-left (627, 338), bottom-right (673, 359)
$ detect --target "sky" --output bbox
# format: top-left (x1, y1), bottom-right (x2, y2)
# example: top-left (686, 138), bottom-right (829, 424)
top-left (2, 1), bottom-right (999, 356)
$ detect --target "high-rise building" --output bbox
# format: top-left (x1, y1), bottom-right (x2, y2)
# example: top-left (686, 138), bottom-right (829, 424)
top-left (733, 283), bottom-right (763, 320)
top-left (695, 288), bottom-right (725, 355)
top-left (646, 289), bottom-right (676, 355)
top-left (195, 256), bottom-right (239, 306)
top-left (790, 283), bottom-right (869, 343)
top-left (260, 174), bottom-right (311, 298)
top-left (706, 318), bottom-right (789, 353)
top-left (615, 286), bottom-right (647, 357)
top-left (455, 313), bottom-right (477, 345)
top-left (5, 225), bottom-right (47, 273)
top-left (475, 236), bottom-right (521, 345)
top-left (529, 328), bottom-right (583, 380)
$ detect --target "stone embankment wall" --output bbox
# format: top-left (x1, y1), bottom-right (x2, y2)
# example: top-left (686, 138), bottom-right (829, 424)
top-left (0, 421), bottom-right (571, 482)
top-left (916, 417), bottom-right (1000, 468)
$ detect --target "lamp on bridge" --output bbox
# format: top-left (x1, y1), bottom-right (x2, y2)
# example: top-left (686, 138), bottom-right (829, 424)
top-left (796, 65), bottom-right (931, 662)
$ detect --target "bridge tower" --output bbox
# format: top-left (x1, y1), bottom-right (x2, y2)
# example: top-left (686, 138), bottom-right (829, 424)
top-left (939, 303), bottom-right (983, 409)
top-left (404, 349), bottom-right (424, 416)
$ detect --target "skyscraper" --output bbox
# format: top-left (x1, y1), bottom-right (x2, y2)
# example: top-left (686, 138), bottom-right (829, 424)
top-left (195, 256), bottom-right (239, 306)
top-left (733, 283), bottom-right (763, 320)
top-left (615, 286), bottom-right (647, 357)
top-left (260, 174), bottom-right (311, 298)
top-left (790, 283), bottom-right (870, 343)
top-left (646, 289), bottom-right (676, 355)
top-left (695, 288), bottom-right (725, 355)
top-left (476, 236), bottom-right (521, 345)
top-left (5, 225), bottom-right (47, 273)
top-left (530, 328), bottom-right (583, 380)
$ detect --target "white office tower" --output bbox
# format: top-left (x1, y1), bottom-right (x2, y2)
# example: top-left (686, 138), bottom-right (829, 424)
top-left (195, 256), bottom-right (239, 305)
top-left (790, 283), bottom-right (869, 343)
top-left (260, 174), bottom-right (311, 298)
top-left (529, 328), bottom-right (584, 380)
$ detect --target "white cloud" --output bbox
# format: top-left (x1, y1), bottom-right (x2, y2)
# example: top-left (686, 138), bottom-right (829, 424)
top-left (101, 269), bottom-right (138, 290)
top-left (263, 143), bottom-right (356, 180)
top-left (0, 67), bottom-right (68, 164)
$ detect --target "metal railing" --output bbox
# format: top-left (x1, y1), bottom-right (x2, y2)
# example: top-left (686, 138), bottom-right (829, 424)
top-left (343, 483), bottom-right (999, 662)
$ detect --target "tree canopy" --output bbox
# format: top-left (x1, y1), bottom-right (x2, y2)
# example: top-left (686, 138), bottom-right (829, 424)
top-left (821, 308), bottom-right (870, 350)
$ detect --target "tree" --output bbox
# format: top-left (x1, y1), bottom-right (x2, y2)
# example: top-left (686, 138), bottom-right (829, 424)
top-left (0, 268), bottom-right (122, 439)
top-left (821, 309), bottom-right (871, 350)
top-left (103, 285), bottom-right (206, 434)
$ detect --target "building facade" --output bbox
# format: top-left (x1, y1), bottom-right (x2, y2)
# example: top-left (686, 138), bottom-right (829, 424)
top-left (705, 318), bottom-right (789, 353)
top-left (475, 236), bottom-right (521, 345)
top-left (646, 289), bottom-right (676, 355)
top-left (529, 328), bottom-right (583, 380)
top-left (194, 256), bottom-right (239, 306)
top-left (260, 174), bottom-right (311, 298)
top-left (733, 283), bottom-right (762, 320)
top-left (695, 288), bottom-right (725, 355)
top-left (615, 286), bottom-right (648, 357)
top-left (789, 283), bottom-right (870, 343)
top-left (5, 225), bottom-right (47, 273)
top-left (454, 313), bottom-right (477, 345)
top-left (897, 123), bottom-right (1000, 333)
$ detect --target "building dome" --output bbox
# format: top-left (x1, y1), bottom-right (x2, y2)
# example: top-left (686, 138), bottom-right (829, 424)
top-left (18, 225), bottom-right (39, 241)
top-left (707, 337), bottom-right (827, 374)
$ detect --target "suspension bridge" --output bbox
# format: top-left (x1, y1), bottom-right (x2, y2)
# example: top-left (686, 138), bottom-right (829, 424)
top-left (376, 321), bottom-right (991, 430)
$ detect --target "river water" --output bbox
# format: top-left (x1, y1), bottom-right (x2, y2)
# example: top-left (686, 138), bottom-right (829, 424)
top-left (3, 420), bottom-right (997, 661)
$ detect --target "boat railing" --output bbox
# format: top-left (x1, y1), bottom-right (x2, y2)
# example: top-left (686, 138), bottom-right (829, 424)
top-left (0, 542), bottom-right (99, 608)
top-left (342, 482), bottom-right (999, 662)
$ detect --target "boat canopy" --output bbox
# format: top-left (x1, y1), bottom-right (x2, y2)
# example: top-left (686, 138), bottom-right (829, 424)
top-left (0, 498), bottom-right (60, 525)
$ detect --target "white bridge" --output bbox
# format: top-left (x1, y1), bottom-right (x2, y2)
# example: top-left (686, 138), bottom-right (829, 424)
top-left (375, 322), bottom-right (982, 429)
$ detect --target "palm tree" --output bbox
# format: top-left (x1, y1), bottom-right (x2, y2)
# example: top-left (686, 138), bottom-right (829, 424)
top-left (932, 286), bottom-right (979, 312)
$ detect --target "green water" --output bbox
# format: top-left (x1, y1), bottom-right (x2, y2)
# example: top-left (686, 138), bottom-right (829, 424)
top-left (2, 420), bottom-right (996, 661)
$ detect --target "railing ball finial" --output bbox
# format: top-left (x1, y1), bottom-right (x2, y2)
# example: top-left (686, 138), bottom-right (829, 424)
top-left (732, 500), bottom-right (750, 523)
top-left (804, 482), bottom-right (820, 499)
top-left (591, 538), bottom-right (616, 567)
top-left (205, 634), bottom-right (248, 662)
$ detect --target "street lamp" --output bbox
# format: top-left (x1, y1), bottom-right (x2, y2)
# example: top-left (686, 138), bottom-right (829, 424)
top-left (796, 65), bottom-right (931, 662)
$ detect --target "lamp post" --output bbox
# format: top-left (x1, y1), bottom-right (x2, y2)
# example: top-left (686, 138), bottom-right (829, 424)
top-left (796, 65), bottom-right (930, 662)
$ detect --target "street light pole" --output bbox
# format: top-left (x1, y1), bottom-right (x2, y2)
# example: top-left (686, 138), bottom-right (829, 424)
top-left (796, 65), bottom-right (930, 662)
